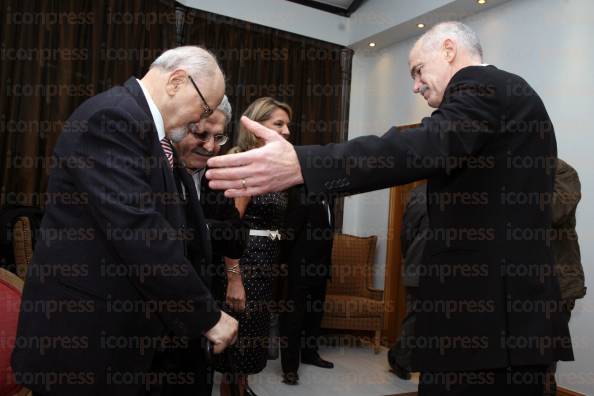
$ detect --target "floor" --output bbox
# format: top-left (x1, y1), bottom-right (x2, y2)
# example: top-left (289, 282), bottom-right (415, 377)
top-left (212, 344), bottom-right (419, 396)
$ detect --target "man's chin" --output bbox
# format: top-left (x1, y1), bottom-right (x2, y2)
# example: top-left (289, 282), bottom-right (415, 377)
top-left (187, 157), bottom-right (208, 170)
top-left (427, 96), bottom-right (441, 108)
top-left (169, 127), bottom-right (187, 143)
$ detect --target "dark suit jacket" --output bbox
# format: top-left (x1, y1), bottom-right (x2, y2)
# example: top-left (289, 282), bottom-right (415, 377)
top-left (12, 78), bottom-right (221, 396)
top-left (295, 65), bottom-right (573, 371)
top-left (199, 172), bottom-right (247, 262)
top-left (195, 171), bottom-right (248, 288)
top-left (283, 189), bottom-right (334, 282)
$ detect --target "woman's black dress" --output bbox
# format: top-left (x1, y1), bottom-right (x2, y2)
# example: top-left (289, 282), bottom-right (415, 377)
top-left (213, 191), bottom-right (288, 374)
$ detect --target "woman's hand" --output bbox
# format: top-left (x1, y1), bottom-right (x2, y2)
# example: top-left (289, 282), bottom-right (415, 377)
top-left (226, 275), bottom-right (246, 312)
top-left (224, 257), bottom-right (246, 312)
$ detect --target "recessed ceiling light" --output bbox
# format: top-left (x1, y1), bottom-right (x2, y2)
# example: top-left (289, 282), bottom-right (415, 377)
top-left (477, 0), bottom-right (487, 4)
top-left (369, 42), bottom-right (376, 47)
top-left (417, 23), bottom-right (425, 29)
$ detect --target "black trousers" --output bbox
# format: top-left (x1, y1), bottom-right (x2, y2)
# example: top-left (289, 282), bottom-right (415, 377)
top-left (418, 366), bottom-right (548, 396)
top-left (389, 309), bottom-right (416, 372)
top-left (144, 338), bottom-right (213, 396)
top-left (280, 275), bottom-right (328, 373)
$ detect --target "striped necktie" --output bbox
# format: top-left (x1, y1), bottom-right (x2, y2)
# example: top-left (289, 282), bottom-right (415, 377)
top-left (160, 137), bottom-right (174, 168)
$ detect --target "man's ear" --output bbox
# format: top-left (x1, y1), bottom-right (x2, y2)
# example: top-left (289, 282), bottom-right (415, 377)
top-left (443, 38), bottom-right (457, 63)
top-left (165, 69), bottom-right (188, 96)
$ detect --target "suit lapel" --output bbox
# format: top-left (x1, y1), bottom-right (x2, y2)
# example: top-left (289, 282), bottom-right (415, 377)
top-left (123, 77), bottom-right (183, 224)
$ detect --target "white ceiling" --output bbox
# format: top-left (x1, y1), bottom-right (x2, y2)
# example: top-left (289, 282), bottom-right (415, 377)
top-left (179, 0), bottom-right (513, 48)
top-left (349, 0), bottom-right (513, 50)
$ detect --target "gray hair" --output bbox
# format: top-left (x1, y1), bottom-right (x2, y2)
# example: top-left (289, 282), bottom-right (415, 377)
top-left (216, 95), bottom-right (232, 126)
top-left (150, 46), bottom-right (223, 82)
top-left (419, 21), bottom-right (483, 61)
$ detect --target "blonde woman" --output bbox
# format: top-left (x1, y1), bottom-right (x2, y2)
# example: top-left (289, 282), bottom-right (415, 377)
top-left (213, 97), bottom-right (292, 396)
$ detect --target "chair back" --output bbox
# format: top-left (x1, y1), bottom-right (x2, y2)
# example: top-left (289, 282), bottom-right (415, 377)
top-left (12, 217), bottom-right (33, 280)
top-left (327, 233), bottom-right (377, 296)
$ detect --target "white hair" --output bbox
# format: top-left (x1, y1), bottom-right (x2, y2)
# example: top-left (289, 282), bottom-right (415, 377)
top-left (150, 46), bottom-right (223, 82)
top-left (217, 95), bottom-right (232, 126)
top-left (419, 21), bottom-right (483, 61)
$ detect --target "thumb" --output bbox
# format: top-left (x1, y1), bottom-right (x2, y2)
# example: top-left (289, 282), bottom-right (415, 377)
top-left (241, 116), bottom-right (282, 143)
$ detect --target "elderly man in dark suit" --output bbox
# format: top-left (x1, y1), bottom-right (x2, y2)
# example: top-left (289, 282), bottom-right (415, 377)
top-left (174, 96), bottom-right (248, 396)
top-left (175, 96), bottom-right (248, 313)
top-left (12, 46), bottom-right (238, 396)
top-left (207, 21), bottom-right (573, 395)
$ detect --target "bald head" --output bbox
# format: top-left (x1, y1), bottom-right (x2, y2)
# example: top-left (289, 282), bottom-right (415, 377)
top-left (141, 46), bottom-right (226, 135)
top-left (415, 21), bottom-right (483, 62)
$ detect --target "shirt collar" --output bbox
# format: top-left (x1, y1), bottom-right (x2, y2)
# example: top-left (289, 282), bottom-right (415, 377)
top-left (136, 78), bottom-right (165, 141)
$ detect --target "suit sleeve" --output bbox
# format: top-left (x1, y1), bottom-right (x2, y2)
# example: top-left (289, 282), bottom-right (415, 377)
top-left (295, 77), bottom-right (501, 195)
top-left (69, 108), bottom-right (221, 337)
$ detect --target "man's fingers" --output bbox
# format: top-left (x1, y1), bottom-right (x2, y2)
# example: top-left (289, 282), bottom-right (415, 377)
top-left (223, 189), bottom-right (250, 198)
top-left (206, 164), bottom-right (257, 182)
top-left (207, 180), bottom-right (251, 194)
top-left (223, 187), bottom-right (269, 198)
top-left (206, 117), bottom-right (279, 170)
top-left (206, 149), bottom-right (255, 169)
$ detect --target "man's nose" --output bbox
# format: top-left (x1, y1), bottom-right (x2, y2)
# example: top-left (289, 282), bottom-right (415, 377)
top-left (413, 79), bottom-right (422, 94)
top-left (203, 138), bottom-right (216, 152)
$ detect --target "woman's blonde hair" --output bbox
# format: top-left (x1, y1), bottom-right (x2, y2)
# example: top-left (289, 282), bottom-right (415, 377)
top-left (231, 97), bottom-right (293, 153)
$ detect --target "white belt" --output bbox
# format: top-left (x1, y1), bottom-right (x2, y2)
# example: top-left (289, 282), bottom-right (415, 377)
top-left (249, 229), bottom-right (282, 240)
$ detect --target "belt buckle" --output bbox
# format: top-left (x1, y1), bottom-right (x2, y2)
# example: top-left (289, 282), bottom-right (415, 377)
top-left (269, 230), bottom-right (280, 240)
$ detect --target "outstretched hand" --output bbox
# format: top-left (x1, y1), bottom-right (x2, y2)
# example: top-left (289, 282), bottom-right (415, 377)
top-left (206, 116), bottom-right (304, 197)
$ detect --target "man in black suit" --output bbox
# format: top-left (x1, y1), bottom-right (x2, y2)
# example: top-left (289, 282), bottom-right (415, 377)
top-left (12, 46), bottom-right (238, 396)
top-left (280, 191), bottom-right (334, 385)
top-left (207, 21), bottom-right (573, 395)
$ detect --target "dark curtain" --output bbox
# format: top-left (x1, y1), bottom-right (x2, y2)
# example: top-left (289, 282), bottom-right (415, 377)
top-left (0, 2), bottom-right (352, 228)
top-left (178, 5), bottom-right (353, 229)
top-left (0, 0), bottom-right (176, 208)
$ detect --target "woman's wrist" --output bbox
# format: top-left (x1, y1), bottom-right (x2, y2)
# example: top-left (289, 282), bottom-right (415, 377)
top-left (224, 259), bottom-right (241, 280)
top-left (226, 270), bottom-right (242, 281)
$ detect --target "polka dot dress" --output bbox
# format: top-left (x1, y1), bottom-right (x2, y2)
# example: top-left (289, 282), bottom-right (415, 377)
top-left (213, 191), bottom-right (288, 375)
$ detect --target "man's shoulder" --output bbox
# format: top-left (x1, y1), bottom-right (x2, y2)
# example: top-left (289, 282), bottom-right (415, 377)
top-left (63, 80), bottom-right (144, 126)
top-left (453, 65), bottom-right (529, 88)
top-left (56, 79), bottom-right (155, 151)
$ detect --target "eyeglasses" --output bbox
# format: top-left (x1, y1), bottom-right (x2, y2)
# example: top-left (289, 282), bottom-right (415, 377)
top-left (188, 123), bottom-right (229, 145)
top-left (188, 75), bottom-right (213, 120)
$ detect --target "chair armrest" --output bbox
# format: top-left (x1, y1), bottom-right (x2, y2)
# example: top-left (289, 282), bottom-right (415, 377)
top-left (365, 287), bottom-right (384, 301)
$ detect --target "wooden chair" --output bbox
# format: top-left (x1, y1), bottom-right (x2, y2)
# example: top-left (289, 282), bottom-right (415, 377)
top-left (12, 217), bottom-right (33, 281)
top-left (0, 268), bottom-right (30, 396)
top-left (321, 233), bottom-right (384, 352)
